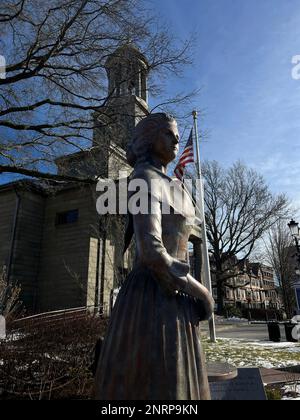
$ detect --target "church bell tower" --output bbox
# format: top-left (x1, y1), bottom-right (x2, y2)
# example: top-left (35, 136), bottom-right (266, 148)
top-left (56, 44), bottom-right (150, 178)
top-left (93, 44), bottom-right (150, 151)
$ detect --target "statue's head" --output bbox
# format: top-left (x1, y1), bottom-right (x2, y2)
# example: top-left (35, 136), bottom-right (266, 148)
top-left (127, 113), bottom-right (179, 168)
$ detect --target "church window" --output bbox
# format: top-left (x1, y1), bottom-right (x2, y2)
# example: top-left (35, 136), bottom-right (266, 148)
top-left (56, 209), bottom-right (79, 226)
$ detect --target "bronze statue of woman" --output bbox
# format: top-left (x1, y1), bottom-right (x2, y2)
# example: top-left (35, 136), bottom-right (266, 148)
top-left (95, 113), bottom-right (214, 400)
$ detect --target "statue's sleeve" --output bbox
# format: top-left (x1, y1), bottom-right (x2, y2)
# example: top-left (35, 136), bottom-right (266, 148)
top-left (130, 171), bottom-right (190, 295)
top-left (129, 168), bottom-right (213, 319)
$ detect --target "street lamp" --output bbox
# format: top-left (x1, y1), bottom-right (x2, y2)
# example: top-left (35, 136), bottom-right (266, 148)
top-left (288, 219), bottom-right (300, 265)
top-left (288, 219), bottom-right (300, 238)
top-left (288, 219), bottom-right (300, 316)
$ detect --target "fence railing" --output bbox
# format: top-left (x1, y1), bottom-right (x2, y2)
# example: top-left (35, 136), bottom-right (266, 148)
top-left (12, 305), bottom-right (107, 329)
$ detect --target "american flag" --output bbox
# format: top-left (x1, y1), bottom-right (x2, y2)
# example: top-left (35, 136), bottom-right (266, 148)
top-left (174, 129), bottom-right (195, 180)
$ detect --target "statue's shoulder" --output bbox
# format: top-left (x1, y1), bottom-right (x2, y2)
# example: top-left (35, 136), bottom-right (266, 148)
top-left (130, 163), bottom-right (167, 184)
top-left (129, 163), bottom-right (170, 201)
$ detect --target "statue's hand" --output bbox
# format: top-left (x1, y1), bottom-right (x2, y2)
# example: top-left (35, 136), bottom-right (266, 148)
top-left (158, 273), bottom-right (181, 297)
top-left (154, 259), bottom-right (189, 297)
top-left (197, 292), bottom-right (215, 321)
top-left (186, 274), bottom-right (214, 321)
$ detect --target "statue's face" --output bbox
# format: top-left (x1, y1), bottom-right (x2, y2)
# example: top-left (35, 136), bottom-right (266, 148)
top-left (152, 121), bottom-right (179, 166)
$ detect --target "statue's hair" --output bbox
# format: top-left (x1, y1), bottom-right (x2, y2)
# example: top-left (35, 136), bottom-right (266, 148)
top-left (126, 112), bottom-right (176, 167)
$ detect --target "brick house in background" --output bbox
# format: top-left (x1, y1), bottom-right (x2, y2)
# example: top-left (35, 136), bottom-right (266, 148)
top-left (210, 258), bottom-right (281, 312)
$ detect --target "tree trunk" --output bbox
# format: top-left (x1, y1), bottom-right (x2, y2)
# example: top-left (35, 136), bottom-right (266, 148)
top-left (216, 276), bottom-right (224, 315)
top-left (280, 278), bottom-right (293, 319)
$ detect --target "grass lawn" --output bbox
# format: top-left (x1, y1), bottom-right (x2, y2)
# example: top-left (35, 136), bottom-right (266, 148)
top-left (202, 336), bottom-right (300, 369)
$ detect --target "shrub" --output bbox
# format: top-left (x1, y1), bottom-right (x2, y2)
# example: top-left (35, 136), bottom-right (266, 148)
top-left (224, 305), bottom-right (243, 319)
top-left (241, 308), bottom-right (283, 321)
top-left (266, 387), bottom-right (282, 401)
top-left (0, 311), bottom-right (109, 400)
top-left (0, 267), bottom-right (22, 321)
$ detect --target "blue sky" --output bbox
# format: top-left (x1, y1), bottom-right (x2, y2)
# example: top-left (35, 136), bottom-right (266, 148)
top-left (2, 0), bottom-right (300, 211)
top-left (149, 0), bottom-right (300, 209)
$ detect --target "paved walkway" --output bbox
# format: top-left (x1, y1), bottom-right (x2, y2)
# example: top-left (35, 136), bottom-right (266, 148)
top-left (202, 322), bottom-right (287, 341)
top-left (260, 368), bottom-right (300, 385)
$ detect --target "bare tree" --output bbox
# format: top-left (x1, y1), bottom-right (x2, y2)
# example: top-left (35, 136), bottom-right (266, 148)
top-left (0, 0), bottom-right (197, 183)
top-left (203, 161), bottom-right (289, 314)
top-left (0, 266), bottom-right (22, 320)
top-left (264, 220), bottom-right (297, 319)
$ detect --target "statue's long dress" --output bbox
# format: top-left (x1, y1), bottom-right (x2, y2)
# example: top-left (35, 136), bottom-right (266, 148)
top-left (95, 164), bottom-right (211, 400)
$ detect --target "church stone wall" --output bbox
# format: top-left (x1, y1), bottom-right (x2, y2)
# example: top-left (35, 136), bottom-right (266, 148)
top-left (11, 191), bottom-right (46, 311)
top-left (102, 238), bottom-right (115, 314)
top-left (0, 188), bottom-right (46, 312)
top-left (37, 185), bottom-right (99, 312)
top-left (87, 236), bottom-right (99, 308)
top-left (0, 190), bottom-right (17, 272)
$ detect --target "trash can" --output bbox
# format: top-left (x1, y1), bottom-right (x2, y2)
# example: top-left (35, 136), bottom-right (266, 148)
top-left (284, 323), bottom-right (298, 343)
top-left (267, 322), bottom-right (281, 342)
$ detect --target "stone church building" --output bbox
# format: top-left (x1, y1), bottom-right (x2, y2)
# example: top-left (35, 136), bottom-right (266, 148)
top-left (0, 45), bottom-right (202, 316)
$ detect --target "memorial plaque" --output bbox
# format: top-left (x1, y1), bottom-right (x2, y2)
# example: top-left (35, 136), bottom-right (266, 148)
top-left (210, 368), bottom-right (267, 401)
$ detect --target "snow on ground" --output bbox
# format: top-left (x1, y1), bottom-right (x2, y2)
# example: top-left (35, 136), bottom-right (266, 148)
top-left (215, 317), bottom-right (249, 324)
top-left (203, 336), bottom-right (300, 369)
top-left (0, 332), bottom-right (25, 342)
top-left (223, 317), bottom-right (249, 324)
top-left (249, 341), bottom-right (299, 349)
top-left (221, 338), bottom-right (300, 350)
top-left (281, 383), bottom-right (300, 400)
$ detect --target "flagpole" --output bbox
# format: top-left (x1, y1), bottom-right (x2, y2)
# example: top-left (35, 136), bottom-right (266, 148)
top-left (192, 110), bottom-right (217, 343)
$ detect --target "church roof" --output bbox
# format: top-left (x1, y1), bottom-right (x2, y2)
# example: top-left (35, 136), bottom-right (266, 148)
top-left (0, 179), bottom-right (49, 195)
top-left (105, 43), bottom-right (149, 69)
top-left (0, 178), bottom-right (91, 196)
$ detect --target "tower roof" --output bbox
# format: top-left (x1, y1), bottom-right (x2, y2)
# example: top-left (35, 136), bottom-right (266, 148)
top-left (105, 43), bottom-right (149, 71)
